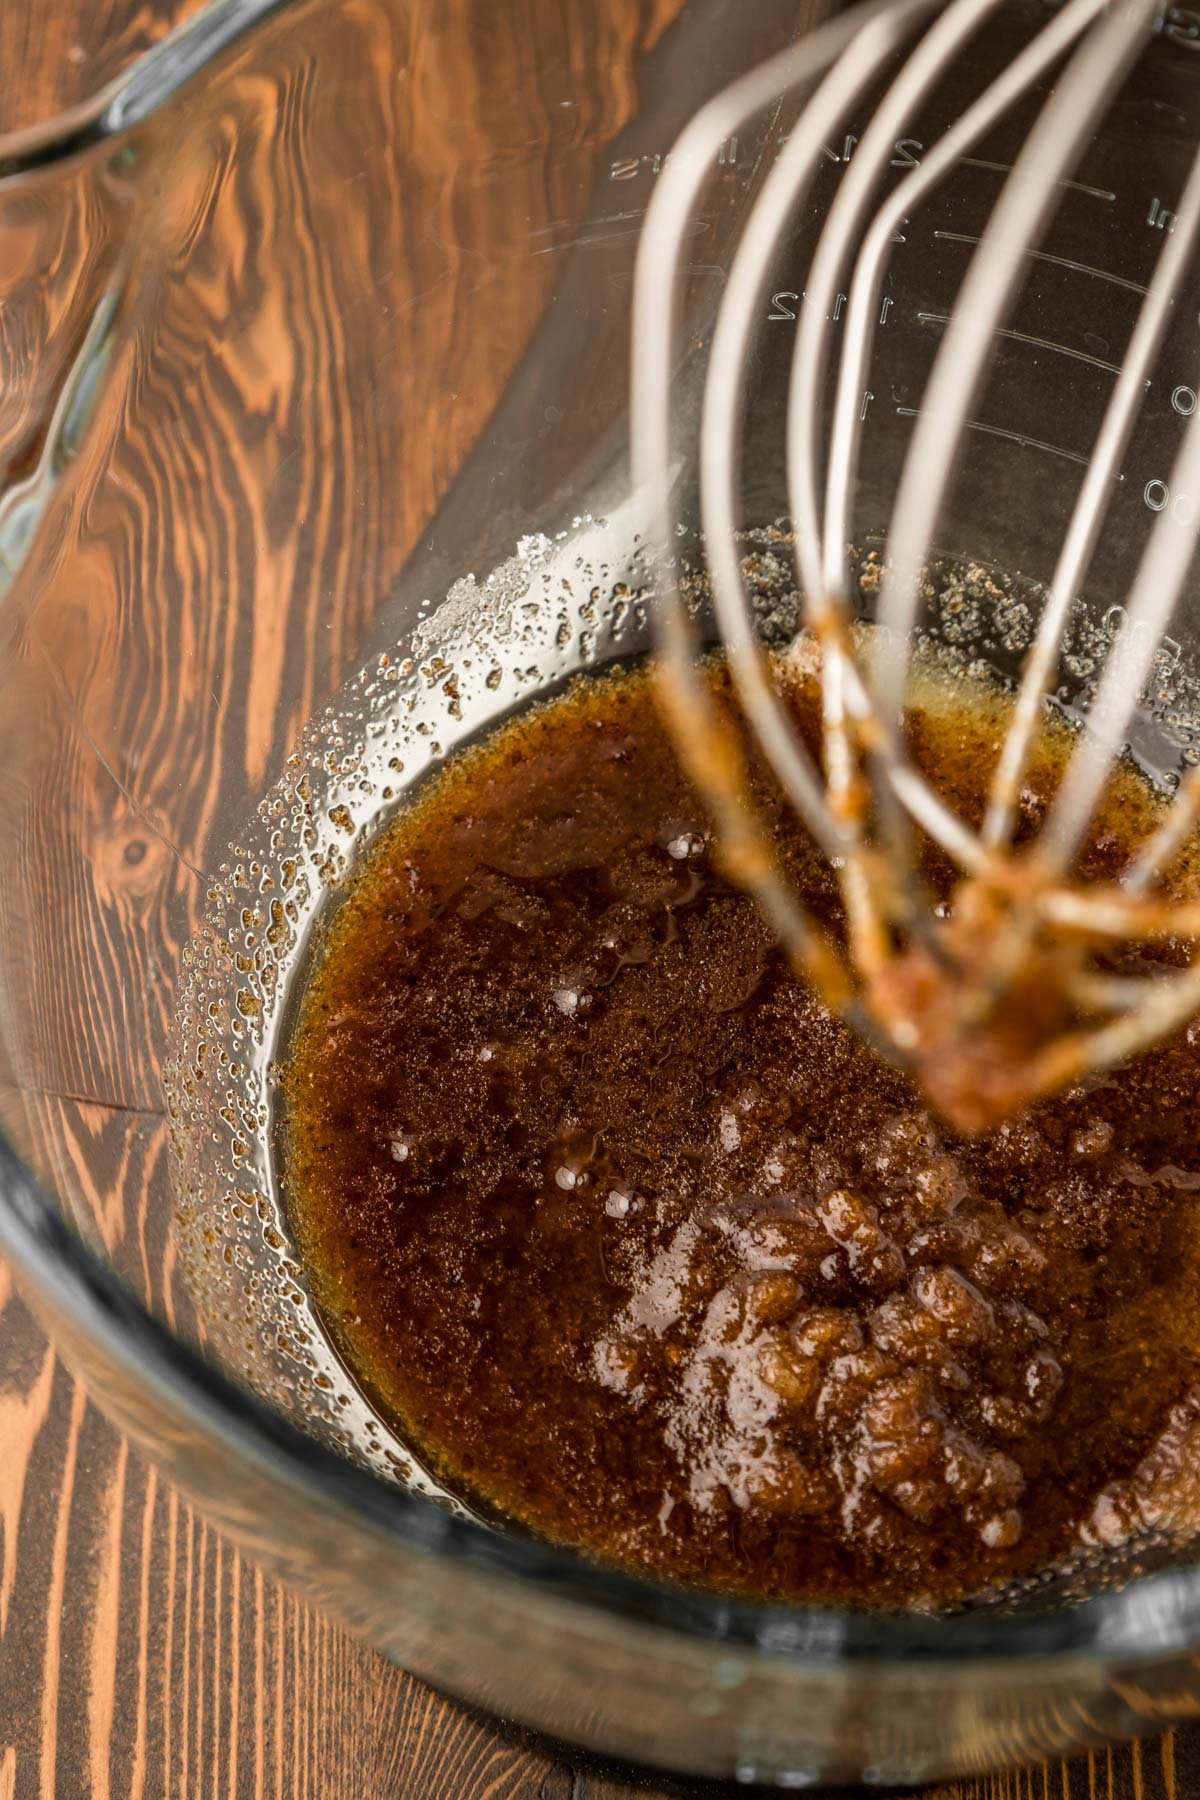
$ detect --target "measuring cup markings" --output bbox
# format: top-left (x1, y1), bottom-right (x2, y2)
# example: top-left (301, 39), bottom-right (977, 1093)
top-left (802, 130), bottom-right (1122, 198)
top-left (915, 310), bottom-right (1128, 373)
top-left (1142, 478), bottom-right (1199, 520)
top-left (894, 404), bottom-right (1093, 466)
top-left (670, 93), bottom-right (1199, 582)
top-left (764, 215), bottom-right (1193, 516)
top-left (811, 133), bottom-right (925, 167)
top-left (768, 288), bottom-right (908, 322)
top-left (932, 230), bottom-right (1152, 295)
top-left (1148, 195), bottom-right (1181, 231)
top-left (608, 135), bottom-right (740, 181)
top-left (959, 155), bottom-right (1117, 201)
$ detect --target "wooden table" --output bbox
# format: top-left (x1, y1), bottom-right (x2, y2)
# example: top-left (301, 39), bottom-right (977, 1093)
top-left (0, 2), bottom-right (1197, 1796)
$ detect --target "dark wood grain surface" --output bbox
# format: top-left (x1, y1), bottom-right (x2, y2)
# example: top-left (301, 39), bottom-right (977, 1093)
top-left (1, 3), bottom-right (1199, 1797)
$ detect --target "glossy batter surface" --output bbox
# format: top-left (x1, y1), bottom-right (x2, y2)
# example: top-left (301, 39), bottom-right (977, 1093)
top-left (283, 657), bottom-right (1200, 1607)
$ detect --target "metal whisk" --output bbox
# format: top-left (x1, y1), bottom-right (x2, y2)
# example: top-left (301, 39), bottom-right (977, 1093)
top-left (631, 0), bottom-right (1200, 1133)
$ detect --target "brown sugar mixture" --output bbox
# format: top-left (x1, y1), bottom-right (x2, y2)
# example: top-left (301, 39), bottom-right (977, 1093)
top-left (282, 655), bottom-right (1200, 1609)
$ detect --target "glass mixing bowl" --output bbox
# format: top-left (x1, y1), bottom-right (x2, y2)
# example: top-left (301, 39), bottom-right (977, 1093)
top-left (4, 0), bottom-right (1200, 1783)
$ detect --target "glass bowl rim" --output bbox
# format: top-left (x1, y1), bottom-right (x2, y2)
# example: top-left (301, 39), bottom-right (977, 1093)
top-left (0, 0), bottom-right (292, 176)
